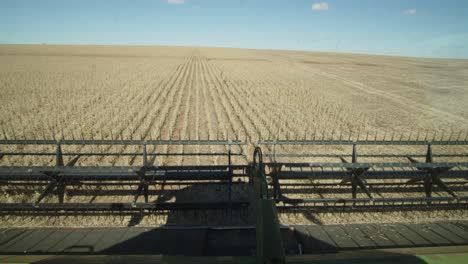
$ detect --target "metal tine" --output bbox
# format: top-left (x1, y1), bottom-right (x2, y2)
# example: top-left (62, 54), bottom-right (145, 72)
top-left (448, 129), bottom-right (454, 141)
top-left (440, 130), bottom-right (445, 141)
top-left (313, 128), bottom-right (317, 141)
top-left (80, 126), bottom-right (85, 141)
top-left (365, 131), bottom-right (369, 141)
top-left (416, 131), bottom-right (421, 141)
top-left (456, 130), bottom-right (462, 141)
top-left (408, 131), bottom-right (412, 141)
top-left (51, 125), bottom-right (56, 141)
top-left (391, 131), bottom-right (395, 142)
top-left (382, 131), bottom-right (386, 141)
top-left (465, 130), bottom-right (468, 142)
top-left (424, 130), bottom-right (428, 142)
top-left (10, 126), bottom-right (17, 140)
top-left (22, 126), bottom-right (27, 139)
top-left (432, 131), bottom-right (437, 142)
top-left (2, 127), bottom-right (8, 140)
top-left (158, 129), bottom-right (162, 141)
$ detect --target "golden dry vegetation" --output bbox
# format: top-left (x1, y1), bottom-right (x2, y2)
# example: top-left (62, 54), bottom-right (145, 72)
top-left (2, 45), bottom-right (468, 164)
top-left (1, 44), bottom-right (468, 227)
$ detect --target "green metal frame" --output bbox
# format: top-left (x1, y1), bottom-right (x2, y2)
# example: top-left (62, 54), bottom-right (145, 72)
top-left (252, 147), bottom-right (286, 264)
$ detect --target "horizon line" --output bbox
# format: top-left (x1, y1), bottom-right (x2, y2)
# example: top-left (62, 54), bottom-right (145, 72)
top-left (1, 42), bottom-right (467, 61)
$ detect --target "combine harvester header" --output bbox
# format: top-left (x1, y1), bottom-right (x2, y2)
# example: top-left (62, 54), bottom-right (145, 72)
top-left (0, 135), bottom-right (468, 263)
top-left (258, 138), bottom-right (468, 211)
top-left (0, 139), bottom-right (248, 213)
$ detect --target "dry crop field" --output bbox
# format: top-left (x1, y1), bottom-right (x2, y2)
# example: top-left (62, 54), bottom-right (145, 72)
top-left (1, 45), bottom-right (468, 164)
top-left (1, 44), bottom-right (468, 226)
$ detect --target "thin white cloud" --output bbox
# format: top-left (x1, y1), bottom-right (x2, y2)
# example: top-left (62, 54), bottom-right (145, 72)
top-left (404, 9), bottom-right (417, 15)
top-left (312, 2), bottom-right (329, 11)
top-left (167, 0), bottom-right (184, 4)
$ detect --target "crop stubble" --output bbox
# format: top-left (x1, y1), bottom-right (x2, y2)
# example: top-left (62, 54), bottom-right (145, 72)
top-left (1, 45), bottom-right (468, 226)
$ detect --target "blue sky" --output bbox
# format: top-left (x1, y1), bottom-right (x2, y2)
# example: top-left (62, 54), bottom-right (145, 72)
top-left (1, 0), bottom-right (467, 58)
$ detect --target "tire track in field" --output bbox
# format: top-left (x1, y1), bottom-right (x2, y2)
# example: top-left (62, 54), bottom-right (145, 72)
top-left (314, 69), bottom-right (468, 123)
top-left (245, 52), bottom-right (368, 134)
top-left (274, 55), bottom-right (468, 125)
